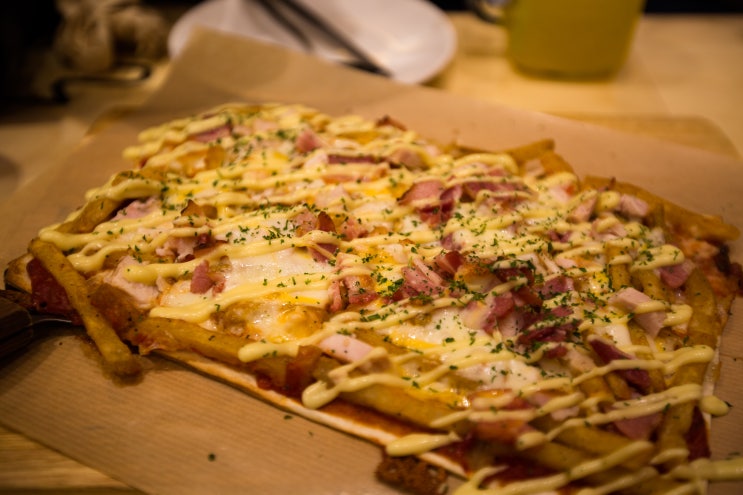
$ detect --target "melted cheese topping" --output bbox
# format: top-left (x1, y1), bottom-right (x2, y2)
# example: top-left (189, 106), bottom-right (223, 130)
top-left (39, 103), bottom-right (740, 494)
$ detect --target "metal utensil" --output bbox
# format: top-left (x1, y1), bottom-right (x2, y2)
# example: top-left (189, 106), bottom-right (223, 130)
top-left (256, 0), bottom-right (392, 77)
top-left (0, 297), bottom-right (72, 358)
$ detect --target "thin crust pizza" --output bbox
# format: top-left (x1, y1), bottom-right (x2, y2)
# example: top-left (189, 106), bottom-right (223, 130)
top-left (4, 103), bottom-right (743, 494)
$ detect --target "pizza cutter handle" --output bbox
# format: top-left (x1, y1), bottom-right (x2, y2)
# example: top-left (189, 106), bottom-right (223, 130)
top-left (0, 297), bottom-right (34, 359)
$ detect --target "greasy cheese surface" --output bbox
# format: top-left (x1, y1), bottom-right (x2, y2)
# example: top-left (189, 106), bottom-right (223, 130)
top-left (39, 104), bottom-right (741, 494)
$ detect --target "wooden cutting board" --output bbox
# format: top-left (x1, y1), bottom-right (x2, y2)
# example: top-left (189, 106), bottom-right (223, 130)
top-left (0, 114), bottom-right (739, 494)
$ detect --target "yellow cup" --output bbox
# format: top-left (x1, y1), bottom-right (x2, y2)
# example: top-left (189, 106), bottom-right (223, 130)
top-left (468, 0), bottom-right (645, 79)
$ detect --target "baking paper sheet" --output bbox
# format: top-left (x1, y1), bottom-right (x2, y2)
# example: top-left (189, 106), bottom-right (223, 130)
top-left (1, 28), bottom-right (741, 494)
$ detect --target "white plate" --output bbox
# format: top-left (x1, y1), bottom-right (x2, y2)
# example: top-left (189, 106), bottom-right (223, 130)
top-left (168, 0), bottom-right (457, 84)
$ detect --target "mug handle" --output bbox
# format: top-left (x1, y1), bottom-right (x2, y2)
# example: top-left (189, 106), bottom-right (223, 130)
top-left (466, 0), bottom-right (511, 24)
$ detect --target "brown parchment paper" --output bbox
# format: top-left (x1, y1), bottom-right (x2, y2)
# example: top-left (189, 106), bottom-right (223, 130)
top-left (1, 28), bottom-right (742, 494)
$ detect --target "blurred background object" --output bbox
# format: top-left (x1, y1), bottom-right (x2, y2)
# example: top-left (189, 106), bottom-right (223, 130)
top-left (1, 0), bottom-right (167, 106)
top-left (2, 0), bottom-right (742, 107)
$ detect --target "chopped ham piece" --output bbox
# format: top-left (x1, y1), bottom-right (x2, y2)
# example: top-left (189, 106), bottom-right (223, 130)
top-left (295, 128), bottom-right (323, 153)
top-left (610, 287), bottom-right (666, 337)
top-left (568, 195), bottom-right (597, 223)
top-left (388, 147), bottom-right (426, 170)
top-left (617, 194), bottom-right (650, 218)
top-left (613, 411), bottom-right (662, 440)
top-left (529, 391), bottom-right (579, 421)
top-left (190, 260), bottom-right (226, 295)
top-left (339, 216), bottom-right (368, 241)
top-left (318, 333), bottom-right (374, 363)
top-left (317, 334), bottom-right (389, 374)
top-left (112, 197), bottom-right (159, 221)
top-left (157, 233), bottom-right (214, 262)
top-left (658, 260), bottom-right (694, 289)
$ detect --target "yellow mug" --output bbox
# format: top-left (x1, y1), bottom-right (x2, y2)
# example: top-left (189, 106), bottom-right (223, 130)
top-left (467, 0), bottom-right (645, 78)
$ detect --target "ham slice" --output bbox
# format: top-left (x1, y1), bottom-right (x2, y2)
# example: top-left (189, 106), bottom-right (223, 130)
top-left (295, 128), bottom-right (323, 153)
top-left (613, 411), bottom-right (662, 440)
top-left (610, 287), bottom-right (666, 337)
top-left (617, 194), bottom-right (650, 218)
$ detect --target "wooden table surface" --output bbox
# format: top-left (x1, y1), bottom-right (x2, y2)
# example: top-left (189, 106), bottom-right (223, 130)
top-left (1, 10), bottom-right (741, 494)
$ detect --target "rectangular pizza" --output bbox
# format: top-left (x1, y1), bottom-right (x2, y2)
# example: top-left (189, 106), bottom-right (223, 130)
top-left (4, 102), bottom-right (743, 494)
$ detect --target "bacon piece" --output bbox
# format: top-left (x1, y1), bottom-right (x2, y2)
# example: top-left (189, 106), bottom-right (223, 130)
top-left (112, 197), bottom-right (159, 221)
top-left (293, 209), bottom-right (339, 262)
top-left (462, 180), bottom-right (510, 201)
top-left (462, 292), bottom-right (515, 334)
top-left (327, 275), bottom-right (378, 312)
top-left (339, 216), bottom-right (368, 241)
top-left (327, 279), bottom-right (347, 313)
top-left (658, 260), bottom-right (694, 289)
top-left (433, 251), bottom-right (463, 277)
top-left (345, 275), bottom-right (378, 306)
top-left (610, 287), bottom-right (666, 337)
top-left (190, 260), bottom-right (226, 295)
top-left (517, 322), bottom-right (570, 347)
top-left (398, 180), bottom-right (444, 206)
top-left (190, 124), bottom-right (231, 143)
top-left (538, 275), bottom-right (574, 298)
top-left (327, 154), bottom-right (377, 164)
top-left (589, 337), bottom-right (652, 393)
top-left (395, 258), bottom-right (445, 300)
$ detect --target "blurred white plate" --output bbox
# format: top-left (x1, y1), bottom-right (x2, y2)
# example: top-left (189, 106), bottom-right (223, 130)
top-left (168, 0), bottom-right (457, 84)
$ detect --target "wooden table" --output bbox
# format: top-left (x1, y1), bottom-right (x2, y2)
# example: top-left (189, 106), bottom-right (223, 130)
top-left (1, 11), bottom-right (741, 494)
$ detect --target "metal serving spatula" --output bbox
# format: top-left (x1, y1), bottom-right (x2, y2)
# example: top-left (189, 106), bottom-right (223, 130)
top-left (0, 296), bottom-right (72, 358)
